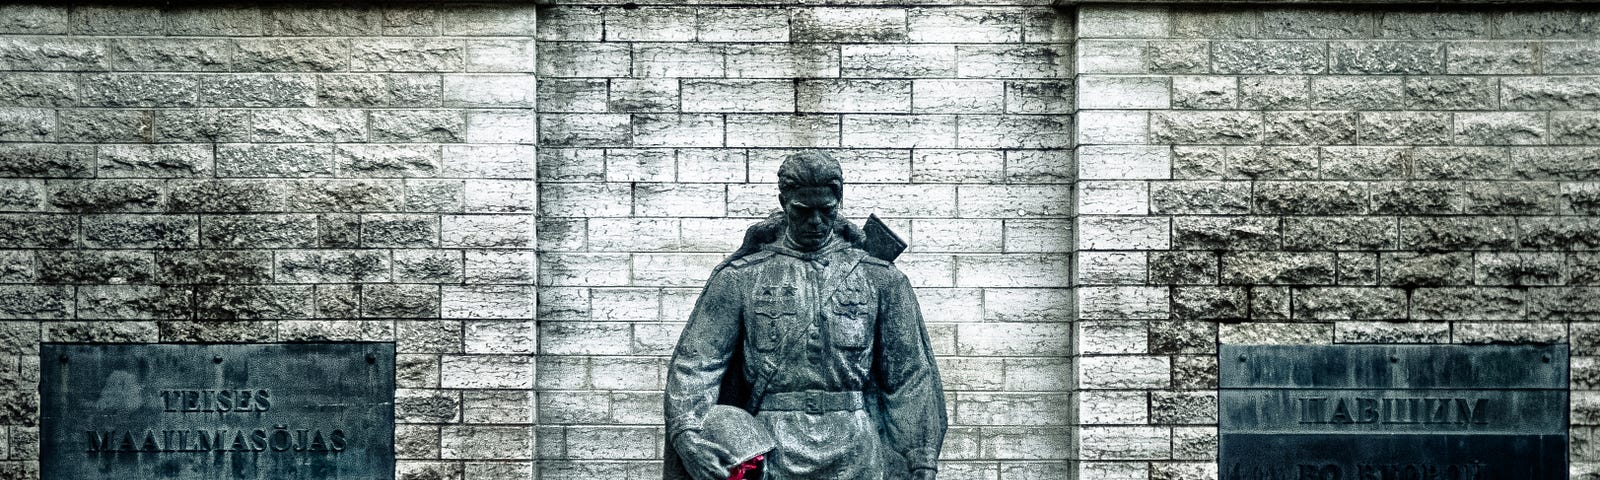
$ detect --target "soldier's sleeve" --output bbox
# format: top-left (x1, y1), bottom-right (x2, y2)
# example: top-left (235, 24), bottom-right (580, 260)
top-left (872, 263), bottom-right (948, 472)
top-left (664, 266), bottom-right (745, 445)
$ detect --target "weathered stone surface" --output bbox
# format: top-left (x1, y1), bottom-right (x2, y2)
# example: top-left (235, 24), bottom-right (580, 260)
top-left (397, 389), bottom-right (460, 423)
top-left (1410, 147), bottom-right (1508, 180)
top-left (1149, 182), bottom-right (1250, 215)
top-left (0, 73), bottom-right (77, 107)
top-left (1225, 146), bottom-right (1317, 179)
top-left (1254, 181), bottom-right (1366, 215)
top-left (156, 109), bottom-right (250, 142)
top-left (1380, 11), bottom-right (1490, 39)
top-left (81, 215), bottom-right (196, 248)
top-left (276, 250), bottom-right (391, 283)
top-left (1221, 252), bottom-right (1335, 285)
top-left (195, 285), bottom-right (313, 320)
top-left (1400, 217), bottom-right (1516, 250)
top-left (364, 214), bottom-right (440, 247)
top-left (1568, 253), bottom-right (1600, 285)
top-left (0, 144), bottom-right (93, 178)
top-left (60, 109), bottom-right (153, 142)
top-left (0, 37), bottom-right (108, 71)
top-left (319, 213), bottom-right (361, 248)
top-left (1264, 111), bottom-right (1356, 145)
top-left (77, 285), bottom-right (192, 320)
top-left (1463, 183), bottom-right (1554, 215)
top-left (794, 8), bottom-right (908, 43)
top-left (1255, 288), bottom-right (1294, 320)
top-left (1455, 112), bottom-right (1547, 145)
top-left (1213, 41), bottom-right (1327, 74)
top-left (1220, 322), bottom-right (1332, 345)
top-left (35, 251), bottom-right (154, 284)
top-left (1477, 252), bottom-right (1564, 286)
top-left (200, 214), bottom-right (317, 248)
top-left (1173, 216), bottom-right (1280, 250)
top-left (1171, 75), bottom-right (1236, 109)
top-left (1334, 321), bottom-right (1448, 344)
top-left (1359, 111), bottom-right (1451, 145)
top-left (46, 180), bottom-right (163, 212)
top-left (1370, 181), bottom-right (1460, 214)
top-left (155, 250), bottom-right (273, 284)
top-left (1520, 217), bottom-right (1600, 250)
top-left (1173, 355), bottom-right (1218, 390)
top-left (286, 180), bottom-right (402, 212)
top-left (1380, 252), bottom-right (1473, 287)
top-left (168, 180), bottom-right (282, 213)
top-left (1149, 252), bottom-right (1219, 285)
top-left (1151, 111), bottom-right (1262, 144)
top-left (1411, 287), bottom-right (1526, 320)
top-left (1405, 76), bottom-right (1497, 110)
top-left (98, 145), bottom-right (212, 178)
top-left (1172, 286), bottom-right (1247, 320)
top-left (1149, 321), bottom-right (1217, 354)
top-left (318, 73), bottom-right (441, 108)
top-left (279, 320), bottom-right (393, 342)
top-left (1528, 287), bottom-right (1600, 321)
top-left (0, 286), bottom-right (72, 319)
top-left (0, 5), bottom-right (67, 34)
top-left (160, 300), bottom-right (248, 337)
top-left (364, 284), bottom-right (441, 318)
top-left (1283, 216), bottom-right (1396, 250)
top-left (1331, 41), bottom-right (1445, 74)
top-left (1150, 391), bottom-right (1217, 424)
top-left (43, 321), bottom-right (157, 343)
top-left (0, 180), bottom-right (44, 212)
top-left (1292, 287), bottom-right (1404, 321)
top-left (0, 214), bottom-right (74, 248)
top-left (1239, 75), bottom-right (1310, 110)
top-left (1312, 76), bottom-right (1402, 109)
top-left (198, 74), bottom-right (317, 107)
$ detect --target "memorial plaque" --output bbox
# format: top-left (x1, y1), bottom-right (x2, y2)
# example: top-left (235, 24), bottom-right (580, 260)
top-left (41, 343), bottom-right (395, 480)
top-left (1221, 344), bottom-right (1568, 480)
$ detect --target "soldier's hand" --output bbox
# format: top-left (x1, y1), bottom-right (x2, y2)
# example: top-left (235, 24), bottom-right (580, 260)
top-left (674, 431), bottom-right (734, 480)
top-left (910, 468), bottom-right (937, 480)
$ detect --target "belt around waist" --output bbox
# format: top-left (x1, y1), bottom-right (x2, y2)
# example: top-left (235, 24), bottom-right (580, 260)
top-left (760, 391), bottom-right (865, 413)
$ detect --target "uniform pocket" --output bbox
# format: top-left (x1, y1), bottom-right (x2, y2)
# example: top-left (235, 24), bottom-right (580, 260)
top-left (751, 286), bottom-right (795, 353)
top-left (751, 308), bottom-right (782, 352)
top-left (830, 296), bottom-right (871, 350)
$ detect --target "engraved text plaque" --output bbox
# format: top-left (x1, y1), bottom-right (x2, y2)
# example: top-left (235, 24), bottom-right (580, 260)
top-left (41, 343), bottom-right (395, 480)
top-left (1221, 344), bottom-right (1568, 480)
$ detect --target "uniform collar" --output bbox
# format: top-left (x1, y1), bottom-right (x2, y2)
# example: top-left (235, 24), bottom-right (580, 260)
top-left (762, 235), bottom-right (851, 262)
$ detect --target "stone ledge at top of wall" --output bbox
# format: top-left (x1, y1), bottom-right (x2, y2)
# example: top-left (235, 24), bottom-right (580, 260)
top-left (537, 0), bottom-right (1056, 5)
top-left (1057, 0), bottom-right (1594, 4)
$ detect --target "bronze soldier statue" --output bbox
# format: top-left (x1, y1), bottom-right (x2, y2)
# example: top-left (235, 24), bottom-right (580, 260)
top-left (664, 151), bottom-right (947, 480)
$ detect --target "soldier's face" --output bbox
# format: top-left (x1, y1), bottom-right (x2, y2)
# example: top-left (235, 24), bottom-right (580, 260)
top-left (783, 186), bottom-right (840, 250)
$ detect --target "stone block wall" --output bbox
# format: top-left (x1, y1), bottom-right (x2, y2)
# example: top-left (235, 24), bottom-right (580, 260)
top-left (1073, 5), bottom-right (1600, 479)
top-left (0, 4), bottom-right (537, 479)
top-left (533, 4), bottom-right (1075, 479)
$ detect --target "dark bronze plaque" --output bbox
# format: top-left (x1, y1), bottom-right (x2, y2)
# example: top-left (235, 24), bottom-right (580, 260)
top-left (1220, 344), bottom-right (1567, 480)
top-left (41, 343), bottom-right (395, 480)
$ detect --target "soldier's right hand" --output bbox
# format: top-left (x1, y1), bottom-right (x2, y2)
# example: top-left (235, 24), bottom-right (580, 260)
top-left (674, 430), bottom-right (736, 480)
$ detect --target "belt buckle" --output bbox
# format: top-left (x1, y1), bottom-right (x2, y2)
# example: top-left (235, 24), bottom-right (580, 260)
top-left (804, 392), bottom-right (822, 414)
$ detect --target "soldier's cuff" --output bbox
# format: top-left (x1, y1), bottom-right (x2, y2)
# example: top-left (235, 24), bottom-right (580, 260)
top-left (904, 450), bottom-right (938, 470)
top-left (666, 414), bottom-right (703, 444)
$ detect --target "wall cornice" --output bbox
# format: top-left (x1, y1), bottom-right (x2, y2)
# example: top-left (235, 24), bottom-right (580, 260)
top-left (538, 0), bottom-right (1057, 5)
top-left (1055, 0), bottom-right (1599, 5)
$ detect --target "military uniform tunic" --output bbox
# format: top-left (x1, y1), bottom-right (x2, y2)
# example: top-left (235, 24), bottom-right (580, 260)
top-left (665, 238), bottom-right (947, 479)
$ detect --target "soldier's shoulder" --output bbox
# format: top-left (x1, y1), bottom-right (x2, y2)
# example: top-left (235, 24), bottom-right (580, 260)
top-left (859, 254), bottom-right (893, 268)
top-left (725, 250), bottom-right (776, 269)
